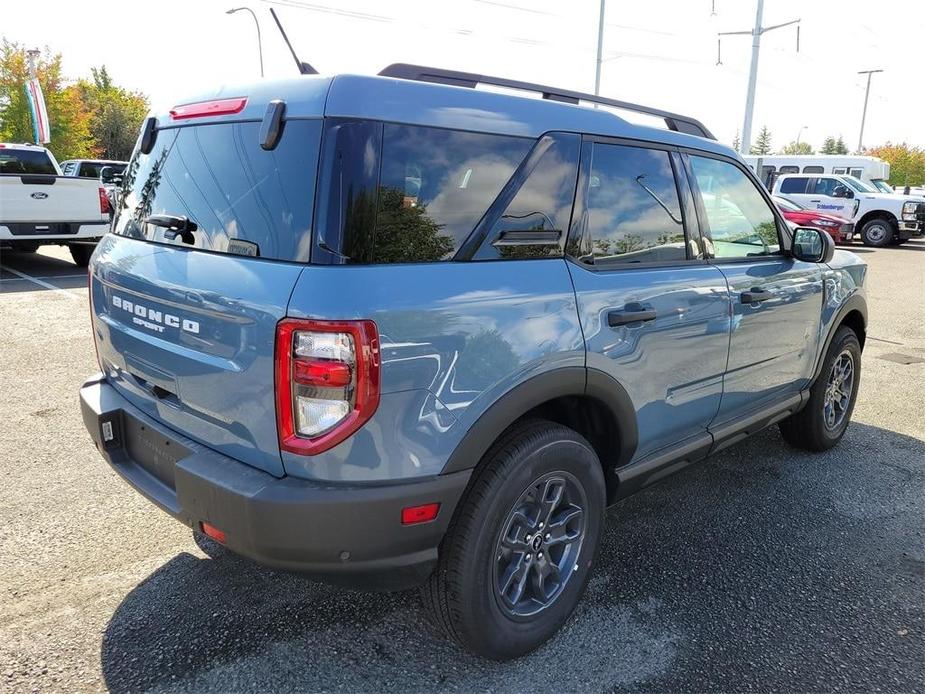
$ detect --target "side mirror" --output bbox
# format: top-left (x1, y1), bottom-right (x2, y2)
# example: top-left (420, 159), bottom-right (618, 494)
top-left (792, 227), bottom-right (835, 263)
top-left (99, 166), bottom-right (114, 184)
top-left (832, 185), bottom-right (853, 199)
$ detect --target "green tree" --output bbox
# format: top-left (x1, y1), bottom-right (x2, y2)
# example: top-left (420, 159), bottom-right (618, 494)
top-left (866, 143), bottom-right (925, 186)
top-left (0, 40), bottom-right (94, 160)
top-left (732, 131), bottom-right (741, 152)
top-left (749, 126), bottom-right (773, 155)
top-left (780, 141), bottom-right (814, 154)
top-left (819, 136), bottom-right (848, 155)
top-left (834, 135), bottom-right (849, 155)
top-left (76, 65), bottom-right (148, 159)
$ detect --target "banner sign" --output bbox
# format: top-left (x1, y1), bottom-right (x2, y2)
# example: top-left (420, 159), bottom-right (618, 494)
top-left (25, 77), bottom-right (51, 144)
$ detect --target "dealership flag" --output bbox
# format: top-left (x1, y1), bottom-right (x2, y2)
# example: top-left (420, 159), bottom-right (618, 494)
top-left (25, 77), bottom-right (51, 144)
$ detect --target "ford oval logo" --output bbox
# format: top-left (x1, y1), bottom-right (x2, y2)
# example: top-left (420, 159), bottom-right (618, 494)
top-left (30, 192), bottom-right (48, 200)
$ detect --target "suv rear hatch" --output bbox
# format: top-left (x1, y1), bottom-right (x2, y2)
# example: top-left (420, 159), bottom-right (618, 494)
top-left (90, 107), bottom-right (323, 476)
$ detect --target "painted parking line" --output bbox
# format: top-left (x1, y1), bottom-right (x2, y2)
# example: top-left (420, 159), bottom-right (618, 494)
top-left (1, 266), bottom-right (81, 300)
top-left (0, 273), bottom-right (87, 281)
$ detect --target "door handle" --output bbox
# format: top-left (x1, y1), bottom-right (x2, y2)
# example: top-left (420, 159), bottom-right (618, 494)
top-left (809, 199), bottom-right (821, 203)
top-left (608, 303), bottom-right (658, 327)
top-left (740, 288), bottom-right (774, 304)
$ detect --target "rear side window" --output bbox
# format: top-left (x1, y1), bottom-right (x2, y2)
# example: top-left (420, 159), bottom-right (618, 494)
top-left (802, 166), bottom-right (824, 174)
top-left (779, 165), bottom-right (799, 174)
top-left (779, 177), bottom-right (809, 194)
top-left (317, 121), bottom-right (532, 264)
top-left (114, 120), bottom-right (321, 261)
top-left (0, 149), bottom-right (56, 174)
top-left (581, 143), bottom-right (687, 265)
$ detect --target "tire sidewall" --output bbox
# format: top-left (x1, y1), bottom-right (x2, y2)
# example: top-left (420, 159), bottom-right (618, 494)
top-left (807, 328), bottom-right (862, 446)
top-left (454, 430), bottom-right (604, 659)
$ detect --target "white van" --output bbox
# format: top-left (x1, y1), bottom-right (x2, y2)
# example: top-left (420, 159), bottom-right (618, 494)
top-left (745, 155), bottom-right (891, 191)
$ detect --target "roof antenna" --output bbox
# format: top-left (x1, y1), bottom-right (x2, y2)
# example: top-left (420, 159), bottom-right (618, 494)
top-left (269, 7), bottom-right (318, 75)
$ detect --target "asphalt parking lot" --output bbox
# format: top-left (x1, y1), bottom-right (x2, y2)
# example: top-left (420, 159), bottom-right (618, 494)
top-left (1, 241), bottom-right (923, 693)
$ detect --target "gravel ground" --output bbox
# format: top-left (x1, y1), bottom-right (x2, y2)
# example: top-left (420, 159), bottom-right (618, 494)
top-left (0, 242), bottom-right (923, 693)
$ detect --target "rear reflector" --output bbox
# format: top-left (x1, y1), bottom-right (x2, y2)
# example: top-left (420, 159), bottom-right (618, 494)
top-left (98, 186), bottom-right (110, 214)
top-left (170, 97), bottom-right (248, 121)
top-left (401, 503), bottom-right (440, 525)
top-left (200, 521), bottom-right (226, 544)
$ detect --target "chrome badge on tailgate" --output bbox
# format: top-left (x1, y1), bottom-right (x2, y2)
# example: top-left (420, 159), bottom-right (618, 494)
top-left (111, 294), bottom-right (200, 335)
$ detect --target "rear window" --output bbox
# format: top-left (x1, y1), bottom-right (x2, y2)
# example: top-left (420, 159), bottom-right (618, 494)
top-left (779, 177), bottom-right (809, 194)
top-left (316, 121), bottom-right (533, 264)
top-left (79, 162), bottom-right (126, 178)
top-left (114, 120), bottom-right (321, 261)
top-left (0, 148), bottom-right (56, 174)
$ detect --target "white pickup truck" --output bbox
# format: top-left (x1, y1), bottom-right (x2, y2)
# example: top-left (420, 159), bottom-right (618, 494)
top-left (0, 143), bottom-right (110, 266)
top-left (772, 173), bottom-right (925, 247)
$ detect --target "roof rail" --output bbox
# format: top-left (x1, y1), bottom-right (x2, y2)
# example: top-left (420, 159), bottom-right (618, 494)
top-left (378, 63), bottom-right (715, 141)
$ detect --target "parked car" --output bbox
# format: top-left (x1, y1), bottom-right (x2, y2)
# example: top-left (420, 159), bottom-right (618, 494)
top-left (773, 173), bottom-right (925, 246)
top-left (80, 65), bottom-right (868, 660)
top-left (0, 143), bottom-right (111, 265)
top-left (773, 195), bottom-right (854, 244)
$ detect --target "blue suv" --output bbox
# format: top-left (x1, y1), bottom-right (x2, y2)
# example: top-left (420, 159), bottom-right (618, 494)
top-left (80, 64), bottom-right (867, 660)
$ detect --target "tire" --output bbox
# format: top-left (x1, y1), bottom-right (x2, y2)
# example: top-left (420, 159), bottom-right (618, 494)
top-left (422, 419), bottom-right (605, 660)
top-left (779, 326), bottom-right (861, 452)
top-left (860, 218), bottom-right (893, 247)
top-left (69, 244), bottom-right (94, 267)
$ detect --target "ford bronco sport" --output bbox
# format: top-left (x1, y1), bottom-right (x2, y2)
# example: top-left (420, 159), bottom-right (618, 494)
top-left (80, 65), bottom-right (867, 660)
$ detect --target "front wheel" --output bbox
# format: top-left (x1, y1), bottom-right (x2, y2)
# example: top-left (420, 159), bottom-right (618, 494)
top-left (779, 326), bottom-right (861, 451)
top-left (422, 420), bottom-right (605, 660)
top-left (860, 218), bottom-right (893, 247)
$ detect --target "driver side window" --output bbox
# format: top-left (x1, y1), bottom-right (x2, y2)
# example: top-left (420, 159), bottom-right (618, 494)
top-left (689, 155), bottom-right (782, 259)
top-left (813, 178), bottom-right (838, 196)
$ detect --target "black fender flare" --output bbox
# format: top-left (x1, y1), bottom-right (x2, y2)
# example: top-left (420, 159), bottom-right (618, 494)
top-left (441, 367), bottom-right (638, 474)
top-left (811, 292), bottom-right (868, 382)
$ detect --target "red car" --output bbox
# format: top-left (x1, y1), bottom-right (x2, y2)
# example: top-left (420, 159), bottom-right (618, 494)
top-left (773, 195), bottom-right (854, 244)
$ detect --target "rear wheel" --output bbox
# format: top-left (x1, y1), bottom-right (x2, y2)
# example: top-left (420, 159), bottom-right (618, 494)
top-left (69, 244), bottom-right (94, 267)
top-left (779, 326), bottom-right (861, 451)
top-left (422, 420), bottom-right (605, 660)
top-left (860, 218), bottom-right (893, 247)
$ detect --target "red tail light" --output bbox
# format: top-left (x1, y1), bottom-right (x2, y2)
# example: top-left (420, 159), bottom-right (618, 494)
top-left (275, 319), bottom-right (380, 456)
top-left (170, 97), bottom-right (247, 120)
top-left (98, 186), bottom-right (110, 214)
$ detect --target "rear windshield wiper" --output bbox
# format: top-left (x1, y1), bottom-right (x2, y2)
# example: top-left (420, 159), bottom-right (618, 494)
top-left (145, 214), bottom-right (197, 245)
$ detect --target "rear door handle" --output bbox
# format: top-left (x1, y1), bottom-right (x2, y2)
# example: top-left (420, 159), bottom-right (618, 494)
top-left (740, 288), bottom-right (774, 304)
top-left (809, 199), bottom-right (821, 203)
top-left (608, 303), bottom-right (658, 327)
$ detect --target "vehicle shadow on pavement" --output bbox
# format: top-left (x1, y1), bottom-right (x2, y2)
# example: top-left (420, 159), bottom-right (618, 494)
top-left (100, 422), bottom-right (924, 693)
top-left (0, 250), bottom-right (87, 293)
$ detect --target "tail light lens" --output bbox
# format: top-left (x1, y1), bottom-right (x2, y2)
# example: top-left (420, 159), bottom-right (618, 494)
top-left (275, 319), bottom-right (380, 456)
top-left (98, 187), bottom-right (110, 214)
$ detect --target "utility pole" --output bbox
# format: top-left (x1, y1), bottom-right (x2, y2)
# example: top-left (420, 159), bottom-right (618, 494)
top-left (856, 69), bottom-right (883, 153)
top-left (594, 0), bottom-right (605, 96)
top-left (717, 2), bottom-right (799, 154)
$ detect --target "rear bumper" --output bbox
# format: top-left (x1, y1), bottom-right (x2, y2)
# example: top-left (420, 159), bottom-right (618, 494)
top-left (79, 375), bottom-right (470, 590)
top-left (0, 221), bottom-right (107, 242)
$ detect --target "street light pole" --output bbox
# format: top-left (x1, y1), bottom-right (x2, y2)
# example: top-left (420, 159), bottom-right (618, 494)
top-left (856, 69), bottom-right (883, 153)
top-left (795, 125), bottom-right (807, 145)
top-left (594, 0), bottom-right (605, 96)
top-left (227, 7), bottom-right (264, 78)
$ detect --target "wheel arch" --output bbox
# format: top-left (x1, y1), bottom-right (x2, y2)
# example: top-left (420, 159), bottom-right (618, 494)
top-left (441, 367), bottom-right (638, 500)
top-left (812, 294), bottom-right (867, 382)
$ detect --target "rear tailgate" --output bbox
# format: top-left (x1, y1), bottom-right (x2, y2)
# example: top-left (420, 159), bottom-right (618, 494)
top-left (91, 111), bottom-right (324, 477)
top-left (91, 237), bottom-right (304, 476)
top-left (0, 175), bottom-right (106, 224)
